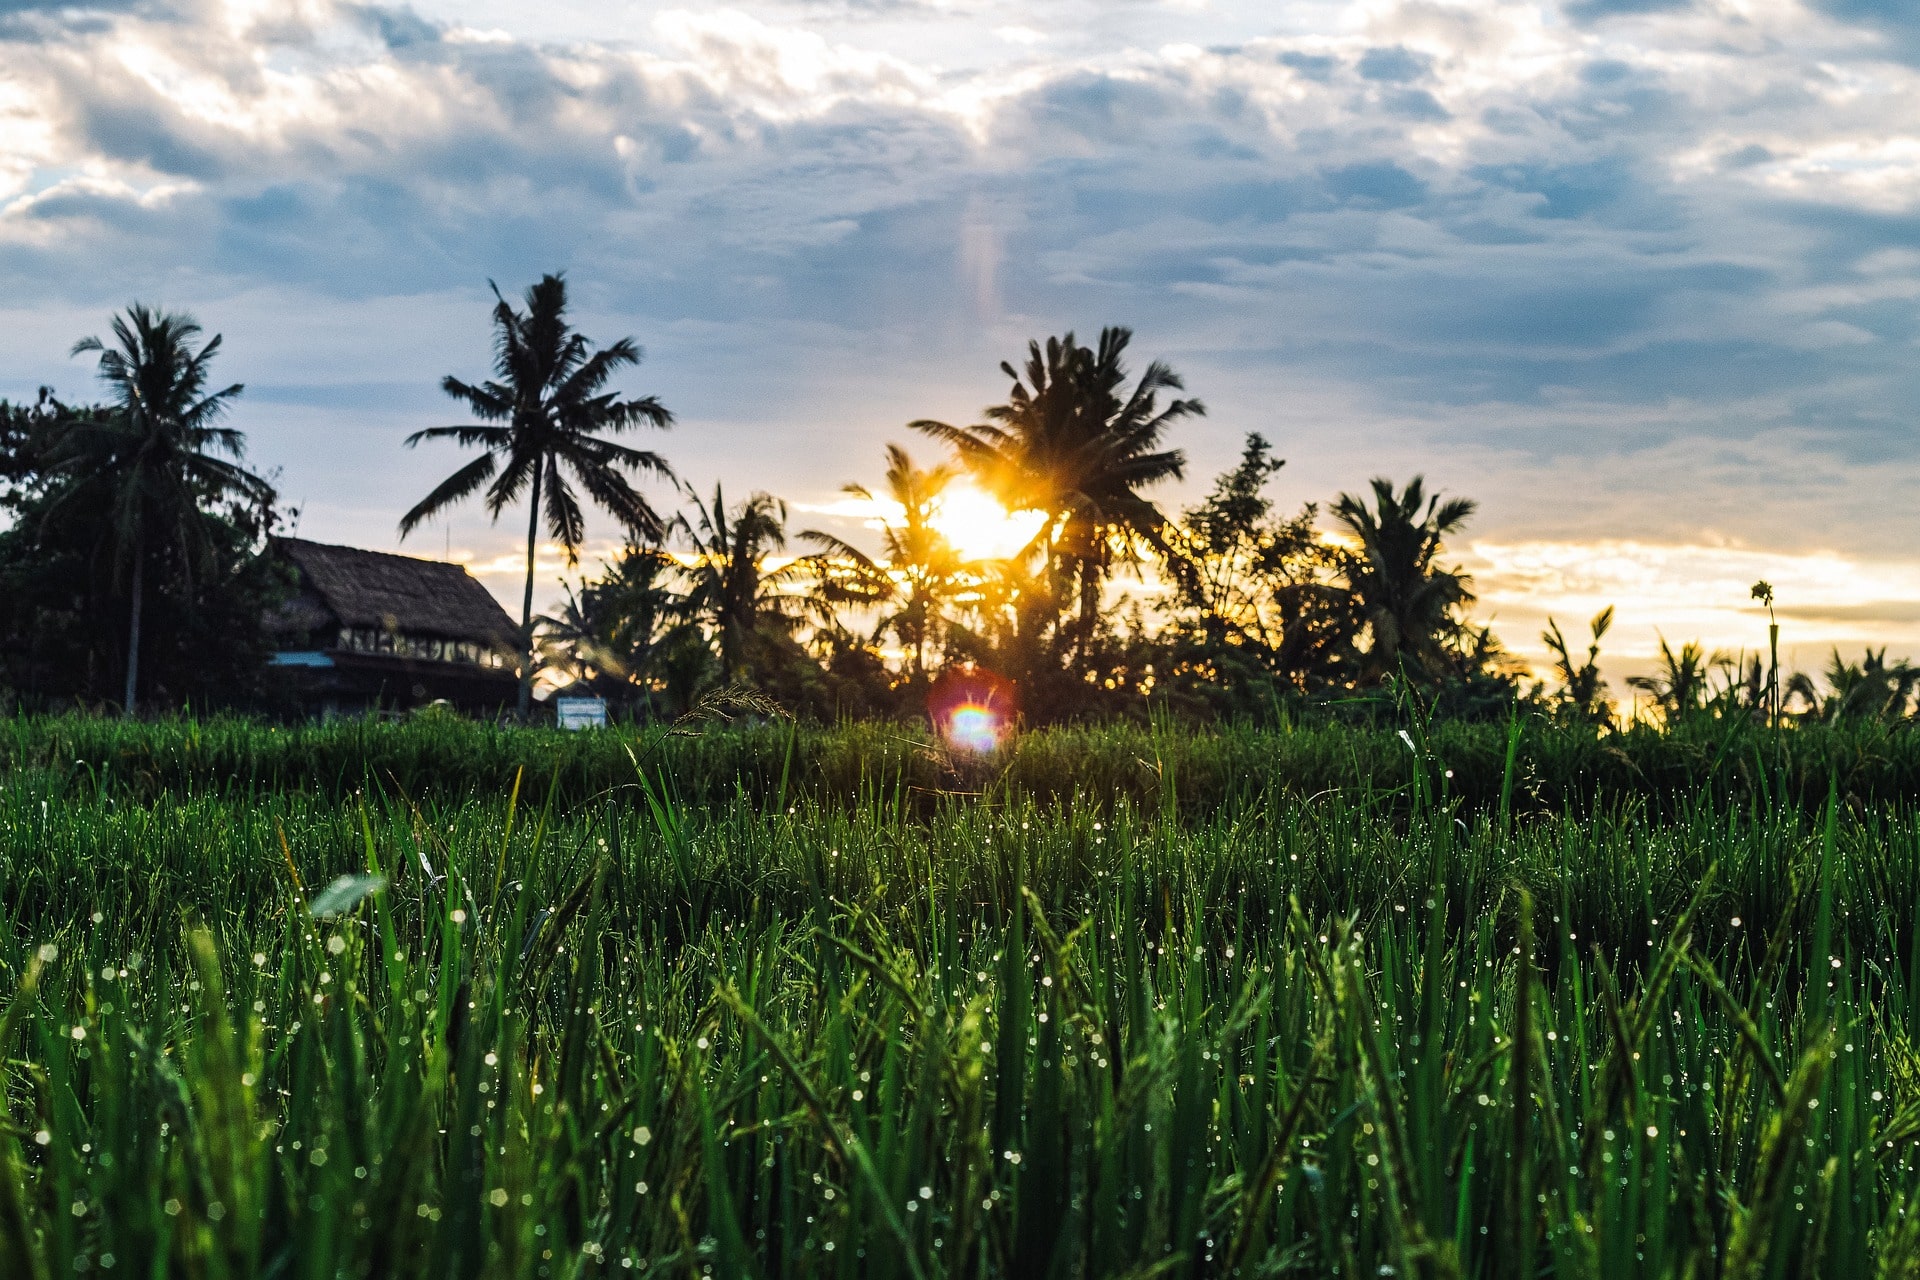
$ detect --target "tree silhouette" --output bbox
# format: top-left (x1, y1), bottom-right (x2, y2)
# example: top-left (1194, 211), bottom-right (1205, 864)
top-left (399, 274), bottom-right (673, 719)
top-left (803, 444), bottom-right (965, 683)
top-left (1786, 648), bottom-right (1918, 724)
top-left (676, 484), bottom-right (813, 686)
top-left (1625, 635), bottom-right (1724, 724)
top-left (1162, 434), bottom-right (1361, 694)
top-left (943, 554), bottom-right (1062, 697)
top-left (61, 305), bottom-right (271, 715)
top-left (913, 327), bottom-right (1201, 663)
top-left (536, 542), bottom-right (690, 708)
top-left (1330, 476), bottom-right (1476, 683)
top-left (1542, 606), bottom-right (1614, 726)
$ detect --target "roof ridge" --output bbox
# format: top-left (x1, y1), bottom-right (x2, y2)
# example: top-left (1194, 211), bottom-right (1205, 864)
top-left (275, 536), bottom-right (473, 570)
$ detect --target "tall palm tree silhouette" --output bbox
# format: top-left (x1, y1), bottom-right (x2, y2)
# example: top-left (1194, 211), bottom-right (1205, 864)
top-left (400, 274), bottom-right (674, 719)
top-left (62, 305), bottom-right (272, 715)
top-left (913, 327), bottom-right (1201, 661)
top-left (1330, 476), bottom-right (1477, 683)
top-left (803, 444), bottom-right (965, 682)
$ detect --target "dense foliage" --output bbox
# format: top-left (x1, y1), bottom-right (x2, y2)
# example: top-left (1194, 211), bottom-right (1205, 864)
top-left (0, 296), bottom-right (1536, 724)
top-left (2, 717), bottom-right (1920, 1275)
top-left (0, 380), bottom-right (288, 713)
top-left (11, 289), bottom-right (1908, 731)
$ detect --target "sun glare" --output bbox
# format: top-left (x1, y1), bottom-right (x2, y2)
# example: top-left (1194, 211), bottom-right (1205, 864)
top-left (928, 483), bottom-right (1047, 561)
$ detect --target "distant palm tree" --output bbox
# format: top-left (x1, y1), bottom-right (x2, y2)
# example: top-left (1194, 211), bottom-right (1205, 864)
top-left (399, 274), bottom-right (674, 719)
top-left (803, 444), bottom-right (965, 682)
top-left (1543, 606), bottom-right (1614, 726)
top-left (60, 305), bottom-right (272, 715)
top-left (1330, 476), bottom-right (1476, 682)
top-left (676, 484), bottom-right (813, 685)
top-left (1718, 653), bottom-right (1768, 721)
top-left (1786, 647), bottom-right (1918, 724)
top-left (536, 542), bottom-right (687, 699)
top-left (913, 327), bottom-right (1202, 660)
top-left (1626, 635), bottom-right (1725, 724)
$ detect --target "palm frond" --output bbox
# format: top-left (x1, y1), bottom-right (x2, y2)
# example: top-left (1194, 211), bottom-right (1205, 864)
top-left (543, 467), bottom-right (587, 559)
top-left (404, 424), bottom-right (511, 450)
top-left (399, 453), bottom-right (497, 538)
top-left (569, 455), bottom-right (666, 543)
top-left (440, 376), bottom-right (514, 422)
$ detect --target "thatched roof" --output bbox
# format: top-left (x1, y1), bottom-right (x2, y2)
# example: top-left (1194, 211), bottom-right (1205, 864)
top-left (272, 539), bottom-right (516, 645)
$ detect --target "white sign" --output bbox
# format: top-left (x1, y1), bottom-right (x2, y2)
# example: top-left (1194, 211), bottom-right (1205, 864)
top-left (554, 696), bottom-right (607, 730)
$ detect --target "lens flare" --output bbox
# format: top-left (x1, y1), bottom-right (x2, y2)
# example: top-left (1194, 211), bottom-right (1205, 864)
top-left (929, 666), bottom-right (1015, 754)
top-left (946, 703), bottom-right (1005, 753)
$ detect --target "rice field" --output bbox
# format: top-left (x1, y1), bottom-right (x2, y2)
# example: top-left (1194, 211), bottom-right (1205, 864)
top-left (3, 715), bottom-right (1920, 1277)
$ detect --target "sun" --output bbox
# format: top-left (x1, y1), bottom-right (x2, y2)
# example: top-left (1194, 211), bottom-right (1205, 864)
top-left (928, 482), bottom-right (1048, 561)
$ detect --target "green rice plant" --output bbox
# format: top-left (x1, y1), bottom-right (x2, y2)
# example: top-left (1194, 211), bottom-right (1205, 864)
top-left (10, 710), bottom-right (1920, 817)
top-left (0, 722), bottom-right (1917, 1273)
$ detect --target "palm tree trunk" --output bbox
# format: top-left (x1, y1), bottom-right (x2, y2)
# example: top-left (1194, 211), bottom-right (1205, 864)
top-left (519, 455), bottom-right (544, 721)
top-left (123, 552), bottom-right (144, 717)
top-left (1074, 559), bottom-right (1099, 665)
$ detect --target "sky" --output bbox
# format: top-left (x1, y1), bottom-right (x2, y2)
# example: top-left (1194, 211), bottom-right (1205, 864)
top-left (3, 0), bottom-right (1920, 690)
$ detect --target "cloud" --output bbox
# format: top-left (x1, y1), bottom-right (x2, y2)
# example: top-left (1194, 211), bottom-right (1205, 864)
top-left (1277, 51), bottom-right (1337, 81)
top-left (1776, 601), bottom-right (1920, 625)
top-left (1356, 46), bottom-right (1430, 84)
top-left (1563, 0), bottom-right (1691, 21)
top-left (1323, 161), bottom-right (1427, 207)
top-left (350, 3), bottom-right (439, 48)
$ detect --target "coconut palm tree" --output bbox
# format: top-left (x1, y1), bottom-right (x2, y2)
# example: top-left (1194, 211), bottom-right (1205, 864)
top-left (60, 305), bottom-right (272, 715)
top-left (912, 327), bottom-right (1202, 662)
top-left (803, 444), bottom-right (966, 682)
top-left (399, 273), bottom-right (674, 719)
top-left (676, 484), bottom-right (816, 685)
top-left (1330, 476), bottom-right (1477, 683)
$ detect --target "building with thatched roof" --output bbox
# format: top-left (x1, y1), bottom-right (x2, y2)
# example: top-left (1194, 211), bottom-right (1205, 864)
top-left (265, 538), bottom-right (518, 715)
